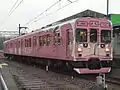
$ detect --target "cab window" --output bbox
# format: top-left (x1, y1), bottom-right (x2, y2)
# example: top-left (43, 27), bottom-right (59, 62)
top-left (76, 28), bottom-right (87, 42)
top-left (101, 30), bottom-right (111, 43)
top-left (90, 29), bottom-right (97, 43)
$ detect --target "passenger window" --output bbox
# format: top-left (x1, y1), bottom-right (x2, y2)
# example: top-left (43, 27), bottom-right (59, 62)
top-left (33, 36), bottom-right (37, 47)
top-left (39, 36), bottom-right (42, 46)
top-left (25, 39), bottom-right (26, 47)
top-left (29, 38), bottom-right (31, 47)
top-left (27, 39), bottom-right (29, 47)
top-left (90, 29), bottom-right (97, 43)
top-left (67, 29), bottom-right (73, 45)
top-left (46, 34), bottom-right (50, 46)
top-left (18, 41), bottom-right (20, 47)
top-left (57, 32), bottom-right (61, 44)
top-left (10, 43), bottom-right (13, 48)
top-left (44, 36), bottom-right (46, 45)
top-left (21, 39), bottom-right (23, 47)
top-left (54, 32), bottom-right (61, 45)
top-left (53, 26), bottom-right (61, 45)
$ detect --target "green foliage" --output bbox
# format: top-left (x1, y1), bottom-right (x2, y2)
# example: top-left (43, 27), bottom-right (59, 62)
top-left (111, 14), bottom-right (120, 25)
top-left (0, 37), bottom-right (10, 50)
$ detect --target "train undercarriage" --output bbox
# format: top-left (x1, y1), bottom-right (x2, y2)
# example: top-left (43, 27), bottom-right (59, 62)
top-left (4, 53), bottom-right (112, 74)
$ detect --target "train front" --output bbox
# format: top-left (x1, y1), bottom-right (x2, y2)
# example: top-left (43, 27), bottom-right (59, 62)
top-left (73, 17), bottom-right (112, 74)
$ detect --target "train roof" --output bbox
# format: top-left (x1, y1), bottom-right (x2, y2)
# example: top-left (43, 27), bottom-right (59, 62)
top-left (4, 17), bottom-right (111, 44)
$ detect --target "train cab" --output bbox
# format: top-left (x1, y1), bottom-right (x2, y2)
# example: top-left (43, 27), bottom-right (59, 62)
top-left (73, 17), bottom-right (113, 74)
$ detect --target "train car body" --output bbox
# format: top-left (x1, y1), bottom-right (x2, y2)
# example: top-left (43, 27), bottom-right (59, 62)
top-left (4, 17), bottom-right (113, 74)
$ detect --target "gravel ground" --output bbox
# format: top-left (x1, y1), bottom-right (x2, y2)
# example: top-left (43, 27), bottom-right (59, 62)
top-left (1, 58), bottom-right (97, 90)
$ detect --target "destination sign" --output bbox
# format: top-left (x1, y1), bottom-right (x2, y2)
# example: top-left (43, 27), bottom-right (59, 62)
top-left (89, 21), bottom-right (99, 27)
top-left (76, 21), bottom-right (88, 27)
top-left (76, 20), bottom-right (111, 28)
top-left (100, 22), bottom-right (111, 28)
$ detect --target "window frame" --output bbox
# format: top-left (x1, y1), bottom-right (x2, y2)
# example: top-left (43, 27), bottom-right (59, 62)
top-left (101, 30), bottom-right (111, 43)
top-left (90, 29), bottom-right (97, 43)
top-left (75, 28), bottom-right (87, 43)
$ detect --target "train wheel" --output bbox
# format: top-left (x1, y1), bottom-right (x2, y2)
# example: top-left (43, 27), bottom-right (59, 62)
top-left (45, 60), bottom-right (51, 72)
top-left (66, 62), bottom-right (73, 70)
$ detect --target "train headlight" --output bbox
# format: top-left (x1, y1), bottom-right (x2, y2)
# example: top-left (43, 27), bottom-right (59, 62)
top-left (78, 48), bottom-right (82, 52)
top-left (105, 48), bottom-right (110, 52)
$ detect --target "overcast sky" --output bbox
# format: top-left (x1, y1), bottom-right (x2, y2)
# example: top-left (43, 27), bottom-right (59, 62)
top-left (0, 0), bottom-right (119, 31)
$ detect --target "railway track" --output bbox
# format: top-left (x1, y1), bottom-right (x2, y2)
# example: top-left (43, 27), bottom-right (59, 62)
top-left (106, 76), bottom-right (120, 85)
top-left (2, 57), bottom-right (120, 90)
top-left (3, 58), bottom-right (97, 90)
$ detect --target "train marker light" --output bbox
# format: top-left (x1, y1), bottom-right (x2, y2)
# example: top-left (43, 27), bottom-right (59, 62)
top-left (105, 48), bottom-right (110, 52)
top-left (78, 48), bottom-right (82, 52)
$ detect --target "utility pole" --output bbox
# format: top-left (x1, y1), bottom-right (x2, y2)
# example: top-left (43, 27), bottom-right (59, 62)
top-left (107, 0), bottom-right (109, 16)
top-left (18, 24), bottom-right (28, 36)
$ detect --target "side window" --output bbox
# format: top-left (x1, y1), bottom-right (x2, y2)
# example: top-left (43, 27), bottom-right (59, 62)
top-left (43, 36), bottom-right (46, 45)
top-left (53, 26), bottom-right (61, 45)
top-left (21, 39), bottom-right (23, 47)
top-left (10, 43), bottom-right (13, 48)
top-left (53, 31), bottom-right (61, 45)
top-left (29, 38), bottom-right (31, 47)
top-left (57, 32), bottom-right (61, 44)
top-left (27, 39), bottom-right (28, 47)
top-left (42, 36), bottom-right (44, 45)
top-left (39, 36), bottom-right (42, 46)
top-left (18, 41), bottom-right (20, 47)
top-left (67, 29), bottom-right (73, 45)
top-left (90, 29), bottom-right (97, 43)
top-left (46, 34), bottom-right (50, 46)
top-left (25, 39), bottom-right (27, 47)
top-left (33, 36), bottom-right (37, 47)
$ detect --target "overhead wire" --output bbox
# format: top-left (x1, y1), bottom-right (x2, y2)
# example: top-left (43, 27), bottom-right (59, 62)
top-left (9, 0), bottom-right (24, 16)
top-left (31, 0), bottom-right (79, 23)
top-left (67, 0), bottom-right (73, 3)
top-left (0, 0), bottom-right (24, 28)
top-left (24, 0), bottom-right (79, 26)
top-left (8, 0), bottom-right (19, 16)
top-left (24, 0), bottom-right (61, 26)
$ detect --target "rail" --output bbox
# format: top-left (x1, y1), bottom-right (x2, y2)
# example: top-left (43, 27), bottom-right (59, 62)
top-left (106, 76), bottom-right (120, 85)
top-left (0, 62), bottom-right (18, 90)
top-left (0, 73), bottom-right (8, 90)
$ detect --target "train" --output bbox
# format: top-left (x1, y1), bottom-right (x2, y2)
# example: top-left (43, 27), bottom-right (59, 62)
top-left (3, 17), bottom-right (113, 74)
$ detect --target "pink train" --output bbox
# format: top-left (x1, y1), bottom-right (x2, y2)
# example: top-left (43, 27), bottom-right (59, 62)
top-left (4, 17), bottom-right (113, 74)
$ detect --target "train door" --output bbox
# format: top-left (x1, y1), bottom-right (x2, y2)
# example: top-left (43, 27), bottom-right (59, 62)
top-left (61, 24), bottom-right (73, 59)
top-left (21, 39), bottom-right (24, 55)
top-left (66, 28), bottom-right (73, 58)
top-left (89, 29), bottom-right (99, 56)
top-left (53, 26), bottom-right (59, 57)
top-left (60, 25), bottom-right (68, 58)
top-left (33, 36), bottom-right (37, 56)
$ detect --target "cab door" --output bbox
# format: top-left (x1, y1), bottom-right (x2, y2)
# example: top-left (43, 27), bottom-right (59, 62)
top-left (89, 29), bottom-right (99, 56)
